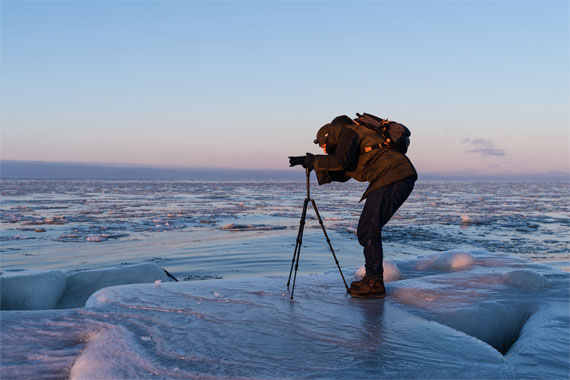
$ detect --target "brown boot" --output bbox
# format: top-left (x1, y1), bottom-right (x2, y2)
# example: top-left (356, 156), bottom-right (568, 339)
top-left (348, 277), bottom-right (385, 298)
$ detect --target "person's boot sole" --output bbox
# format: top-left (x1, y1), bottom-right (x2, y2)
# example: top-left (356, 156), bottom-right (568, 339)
top-left (347, 290), bottom-right (385, 298)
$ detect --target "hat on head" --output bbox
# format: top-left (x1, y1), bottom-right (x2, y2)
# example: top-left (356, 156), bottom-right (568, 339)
top-left (314, 123), bottom-right (331, 146)
top-left (331, 115), bottom-right (353, 128)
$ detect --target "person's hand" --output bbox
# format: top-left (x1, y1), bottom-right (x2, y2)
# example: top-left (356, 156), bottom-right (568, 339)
top-left (303, 153), bottom-right (315, 171)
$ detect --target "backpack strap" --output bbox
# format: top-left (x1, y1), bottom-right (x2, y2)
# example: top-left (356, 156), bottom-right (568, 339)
top-left (353, 117), bottom-right (392, 153)
top-left (361, 138), bottom-right (394, 154)
top-left (361, 143), bottom-right (381, 154)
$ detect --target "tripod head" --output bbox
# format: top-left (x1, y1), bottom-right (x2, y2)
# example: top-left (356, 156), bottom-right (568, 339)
top-left (289, 155), bottom-right (313, 199)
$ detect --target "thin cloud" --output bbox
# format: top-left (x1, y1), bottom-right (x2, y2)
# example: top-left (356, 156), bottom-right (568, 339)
top-left (462, 138), bottom-right (505, 157)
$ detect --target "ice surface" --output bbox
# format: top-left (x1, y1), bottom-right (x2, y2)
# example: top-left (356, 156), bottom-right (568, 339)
top-left (2, 181), bottom-right (568, 278)
top-left (0, 263), bottom-right (169, 310)
top-left (0, 269), bottom-right (67, 310)
top-left (57, 263), bottom-right (169, 309)
top-left (1, 250), bottom-right (568, 379)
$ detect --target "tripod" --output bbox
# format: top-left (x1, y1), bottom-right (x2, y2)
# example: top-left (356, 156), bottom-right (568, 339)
top-left (287, 168), bottom-right (349, 299)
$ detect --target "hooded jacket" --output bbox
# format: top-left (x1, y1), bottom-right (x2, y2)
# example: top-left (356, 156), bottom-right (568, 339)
top-left (313, 116), bottom-right (417, 201)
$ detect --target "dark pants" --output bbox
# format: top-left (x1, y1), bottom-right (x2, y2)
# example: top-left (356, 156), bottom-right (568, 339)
top-left (357, 176), bottom-right (415, 279)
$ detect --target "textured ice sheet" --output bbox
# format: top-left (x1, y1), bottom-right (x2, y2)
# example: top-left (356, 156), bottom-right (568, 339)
top-left (1, 250), bottom-right (568, 379)
top-left (0, 263), bottom-right (168, 310)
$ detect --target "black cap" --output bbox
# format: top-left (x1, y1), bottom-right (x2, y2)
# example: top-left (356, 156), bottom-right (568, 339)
top-left (331, 115), bottom-right (353, 127)
top-left (314, 123), bottom-right (331, 145)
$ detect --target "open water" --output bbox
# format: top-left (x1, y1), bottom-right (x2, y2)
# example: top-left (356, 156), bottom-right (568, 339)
top-left (1, 180), bottom-right (568, 279)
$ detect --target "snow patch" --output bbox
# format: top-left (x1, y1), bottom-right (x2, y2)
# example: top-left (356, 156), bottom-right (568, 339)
top-left (353, 261), bottom-right (401, 282)
top-left (504, 270), bottom-right (548, 290)
top-left (69, 326), bottom-right (159, 380)
top-left (354, 266), bottom-right (365, 280)
top-left (383, 262), bottom-right (401, 282)
top-left (431, 251), bottom-right (475, 270)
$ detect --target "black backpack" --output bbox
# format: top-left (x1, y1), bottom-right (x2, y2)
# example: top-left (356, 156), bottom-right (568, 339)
top-left (354, 113), bottom-right (411, 154)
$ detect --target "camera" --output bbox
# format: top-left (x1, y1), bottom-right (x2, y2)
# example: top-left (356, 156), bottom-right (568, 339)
top-left (288, 155), bottom-right (307, 167)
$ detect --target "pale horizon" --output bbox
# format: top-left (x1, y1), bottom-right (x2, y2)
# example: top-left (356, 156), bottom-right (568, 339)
top-left (1, 159), bottom-right (567, 182)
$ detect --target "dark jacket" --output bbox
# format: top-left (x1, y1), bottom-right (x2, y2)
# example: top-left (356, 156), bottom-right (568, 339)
top-left (314, 119), bottom-right (417, 201)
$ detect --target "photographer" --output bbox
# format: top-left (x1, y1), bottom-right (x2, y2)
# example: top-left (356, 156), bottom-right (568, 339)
top-left (290, 114), bottom-right (417, 298)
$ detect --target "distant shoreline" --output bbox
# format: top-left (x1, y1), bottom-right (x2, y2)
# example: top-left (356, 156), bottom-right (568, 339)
top-left (1, 160), bottom-right (568, 182)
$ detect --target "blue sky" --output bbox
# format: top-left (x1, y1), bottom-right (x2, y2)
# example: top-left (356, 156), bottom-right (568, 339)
top-left (1, 1), bottom-right (568, 176)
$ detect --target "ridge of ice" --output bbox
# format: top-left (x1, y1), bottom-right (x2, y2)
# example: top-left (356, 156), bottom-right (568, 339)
top-left (220, 223), bottom-right (286, 231)
top-left (0, 263), bottom-right (169, 310)
top-left (0, 269), bottom-right (67, 310)
top-left (354, 261), bottom-right (401, 282)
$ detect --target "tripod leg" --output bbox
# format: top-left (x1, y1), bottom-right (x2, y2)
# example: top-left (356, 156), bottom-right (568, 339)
top-left (287, 199), bottom-right (309, 287)
top-left (287, 231), bottom-right (301, 287)
top-left (311, 199), bottom-right (349, 291)
top-left (290, 199), bottom-right (310, 299)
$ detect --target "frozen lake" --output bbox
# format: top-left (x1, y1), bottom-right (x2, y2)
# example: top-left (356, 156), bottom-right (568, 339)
top-left (1, 180), bottom-right (568, 278)
top-left (1, 180), bottom-right (569, 379)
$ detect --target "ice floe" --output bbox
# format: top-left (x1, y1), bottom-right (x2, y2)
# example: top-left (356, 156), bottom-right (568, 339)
top-left (1, 263), bottom-right (169, 310)
top-left (1, 249), bottom-right (568, 379)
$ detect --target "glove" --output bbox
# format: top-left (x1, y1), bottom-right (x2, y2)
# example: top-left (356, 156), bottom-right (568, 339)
top-left (303, 153), bottom-right (315, 171)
